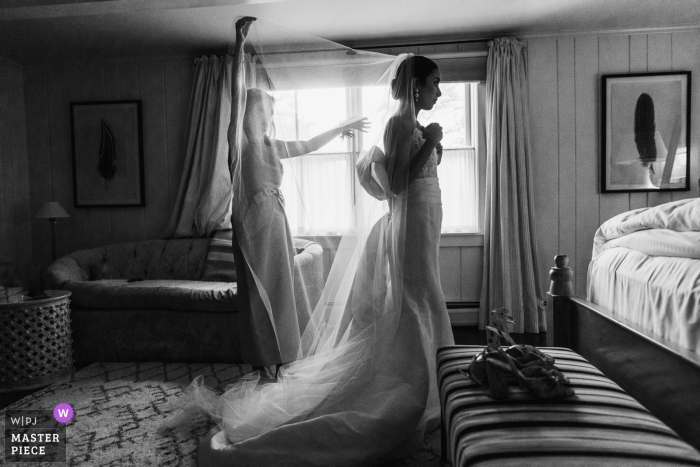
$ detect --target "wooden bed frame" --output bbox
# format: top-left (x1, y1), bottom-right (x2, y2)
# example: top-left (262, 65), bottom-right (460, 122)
top-left (547, 255), bottom-right (700, 452)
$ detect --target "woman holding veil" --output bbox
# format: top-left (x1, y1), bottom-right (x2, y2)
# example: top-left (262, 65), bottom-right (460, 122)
top-left (167, 16), bottom-right (454, 466)
top-left (230, 18), bottom-right (370, 369)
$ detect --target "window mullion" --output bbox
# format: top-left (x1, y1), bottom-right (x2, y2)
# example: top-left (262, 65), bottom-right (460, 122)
top-left (464, 83), bottom-right (472, 148)
top-left (293, 90), bottom-right (306, 233)
top-left (348, 87), bottom-right (361, 205)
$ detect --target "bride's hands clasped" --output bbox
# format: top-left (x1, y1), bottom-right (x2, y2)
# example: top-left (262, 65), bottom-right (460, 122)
top-left (422, 122), bottom-right (443, 145)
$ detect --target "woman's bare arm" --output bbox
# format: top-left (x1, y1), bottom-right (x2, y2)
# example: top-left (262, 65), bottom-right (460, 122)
top-left (271, 117), bottom-right (370, 159)
top-left (228, 16), bottom-right (255, 174)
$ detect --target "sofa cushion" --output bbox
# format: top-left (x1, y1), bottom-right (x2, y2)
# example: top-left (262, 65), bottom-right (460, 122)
top-left (199, 233), bottom-right (322, 284)
top-left (64, 279), bottom-right (237, 313)
top-left (201, 230), bottom-right (236, 282)
top-left (46, 239), bottom-right (211, 288)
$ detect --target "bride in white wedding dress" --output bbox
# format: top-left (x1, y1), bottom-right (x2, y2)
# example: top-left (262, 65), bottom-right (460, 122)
top-left (166, 17), bottom-right (455, 466)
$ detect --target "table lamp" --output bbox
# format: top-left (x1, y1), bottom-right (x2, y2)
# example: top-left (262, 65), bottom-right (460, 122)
top-left (35, 201), bottom-right (70, 262)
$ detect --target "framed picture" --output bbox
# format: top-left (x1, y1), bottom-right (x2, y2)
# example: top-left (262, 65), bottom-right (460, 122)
top-left (601, 72), bottom-right (691, 193)
top-left (70, 100), bottom-right (145, 207)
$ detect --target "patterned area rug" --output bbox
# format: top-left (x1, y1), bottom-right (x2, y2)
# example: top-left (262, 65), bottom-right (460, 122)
top-left (1, 362), bottom-right (447, 466)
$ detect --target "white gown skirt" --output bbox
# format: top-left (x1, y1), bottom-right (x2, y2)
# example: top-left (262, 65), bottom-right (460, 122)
top-left (392, 177), bottom-right (455, 432)
top-left (198, 177), bottom-right (454, 467)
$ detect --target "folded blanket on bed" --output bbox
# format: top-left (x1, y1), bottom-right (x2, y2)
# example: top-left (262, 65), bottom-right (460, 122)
top-left (594, 198), bottom-right (700, 258)
top-left (596, 230), bottom-right (700, 259)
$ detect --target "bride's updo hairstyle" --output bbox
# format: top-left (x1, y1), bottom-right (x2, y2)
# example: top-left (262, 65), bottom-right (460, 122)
top-left (390, 55), bottom-right (438, 100)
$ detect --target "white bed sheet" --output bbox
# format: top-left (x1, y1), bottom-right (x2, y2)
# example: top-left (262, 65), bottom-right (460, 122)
top-left (588, 247), bottom-right (700, 357)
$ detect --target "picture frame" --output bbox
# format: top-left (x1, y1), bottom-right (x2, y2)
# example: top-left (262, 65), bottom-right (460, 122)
top-left (601, 72), bottom-right (691, 193)
top-left (70, 100), bottom-right (145, 207)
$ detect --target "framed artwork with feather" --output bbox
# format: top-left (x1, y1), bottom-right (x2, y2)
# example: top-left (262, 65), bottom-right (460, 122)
top-left (601, 72), bottom-right (691, 193)
top-left (70, 100), bottom-right (145, 206)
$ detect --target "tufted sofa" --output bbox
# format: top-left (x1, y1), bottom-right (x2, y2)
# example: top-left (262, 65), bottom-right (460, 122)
top-left (45, 235), bottom-right (324, 363)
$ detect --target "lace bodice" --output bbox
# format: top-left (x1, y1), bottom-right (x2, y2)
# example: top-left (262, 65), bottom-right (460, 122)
top-left (411, 126), bottom-right (438, 179)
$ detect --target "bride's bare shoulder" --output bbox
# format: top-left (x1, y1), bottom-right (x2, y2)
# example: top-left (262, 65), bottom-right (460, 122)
top-left (384, 115), bottom-right (414, 136)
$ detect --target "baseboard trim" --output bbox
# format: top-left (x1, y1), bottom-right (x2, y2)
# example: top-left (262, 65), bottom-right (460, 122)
top-left (448, 309), bottom-right (479, 326)
top-left (446, 301), bottom-right (479, 309)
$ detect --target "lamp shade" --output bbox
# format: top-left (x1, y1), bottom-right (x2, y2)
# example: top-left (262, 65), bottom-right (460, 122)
top-left (35, 202), bottom-right (70, 219)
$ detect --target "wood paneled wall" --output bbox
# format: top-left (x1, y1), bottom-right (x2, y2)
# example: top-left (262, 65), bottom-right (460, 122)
top-left (0, 60), bottom-right (32, 280)
top-left (24, 57), bottom-right (194, 267)
top-left (528, 30), bottom-right (700, 297)
top-left (440, 239), bottom-right (483, 302)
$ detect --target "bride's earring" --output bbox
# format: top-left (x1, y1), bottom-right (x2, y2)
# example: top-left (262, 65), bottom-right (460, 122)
top-left (414, 89), bottom-right (420, 102)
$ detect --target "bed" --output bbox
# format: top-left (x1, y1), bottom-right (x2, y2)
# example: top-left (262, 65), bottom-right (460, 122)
top-left (548, 197), bottom-right (700, 452)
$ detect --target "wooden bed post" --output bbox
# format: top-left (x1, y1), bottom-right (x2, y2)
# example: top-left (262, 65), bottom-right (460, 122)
top-left (546, 255), bottom-right (573, 348)
top-left (541, 255), bottom-right (700, 451)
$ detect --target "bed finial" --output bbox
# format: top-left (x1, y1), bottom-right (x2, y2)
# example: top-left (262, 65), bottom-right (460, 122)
top-left (549, 255), bottom-right (573, 296)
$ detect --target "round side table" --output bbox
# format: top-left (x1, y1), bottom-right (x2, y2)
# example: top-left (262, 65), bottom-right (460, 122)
top-left (0, 290), bottom-right (74, 392)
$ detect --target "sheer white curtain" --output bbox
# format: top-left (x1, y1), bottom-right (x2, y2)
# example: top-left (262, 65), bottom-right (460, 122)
top-left (269, 87), bottom-right (356, 235)
top-left (281, 154), bottom-right (354, 235)
top-left (438, 147), bottom-right (478, 233)
top-left (280, 146), bottom-right (479, 237)
top-left (480, 37), bottom-right (545, 334)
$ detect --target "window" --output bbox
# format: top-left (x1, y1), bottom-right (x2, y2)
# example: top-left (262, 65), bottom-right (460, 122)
top-left (275, 88), bottom-right (355, 235)
top-left (422, 82), bottom-right (480, 233)
top-left (275, 82), bottom-right (481, 236)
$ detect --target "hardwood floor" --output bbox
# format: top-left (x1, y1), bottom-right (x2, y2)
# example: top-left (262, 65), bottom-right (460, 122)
top-left (452, 325), bottom-right (546, 347)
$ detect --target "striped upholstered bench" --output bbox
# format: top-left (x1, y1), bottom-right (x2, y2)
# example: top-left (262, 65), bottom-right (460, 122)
top-left (437, 345), bottom-right (700, 466)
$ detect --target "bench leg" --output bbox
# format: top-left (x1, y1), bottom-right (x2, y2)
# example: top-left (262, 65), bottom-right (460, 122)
top-left (441, 411), bottom-right (447, 463)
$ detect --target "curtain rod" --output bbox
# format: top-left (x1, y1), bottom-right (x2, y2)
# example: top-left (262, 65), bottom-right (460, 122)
top-left (201, 38), bottom-right (493, 59)
top-left (354, 37), bottom-right (494, 51)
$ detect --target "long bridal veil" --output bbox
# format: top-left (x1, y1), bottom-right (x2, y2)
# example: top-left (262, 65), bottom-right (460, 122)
top-left (167, 17), bottom-right (446, 466)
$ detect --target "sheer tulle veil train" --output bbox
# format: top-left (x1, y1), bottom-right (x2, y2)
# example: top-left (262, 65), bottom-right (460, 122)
top-left (163, 17), bottom-right (454, 466)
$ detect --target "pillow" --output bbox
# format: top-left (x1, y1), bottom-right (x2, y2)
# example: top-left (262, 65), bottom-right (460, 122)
top-left (356, 145), bottom-right (392, 201)
top-left (201, 230), bottom-right (236, 282)
top-left (88, 262), bottom-right (121, 281)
